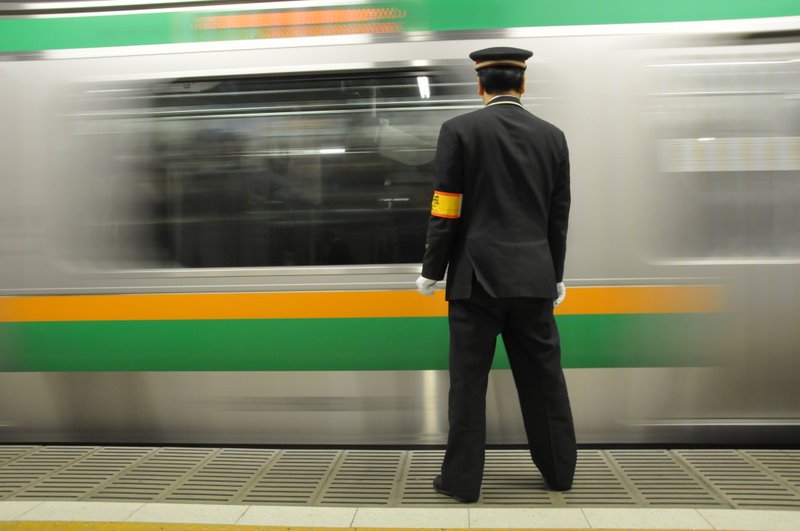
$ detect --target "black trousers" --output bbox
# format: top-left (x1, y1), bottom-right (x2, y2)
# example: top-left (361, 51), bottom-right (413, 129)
top-left (440, 281), bottom-right (577, 498)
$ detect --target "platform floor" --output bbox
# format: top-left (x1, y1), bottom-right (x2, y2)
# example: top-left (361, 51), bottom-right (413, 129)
top-left (1, 446), bottom-right (799, 530)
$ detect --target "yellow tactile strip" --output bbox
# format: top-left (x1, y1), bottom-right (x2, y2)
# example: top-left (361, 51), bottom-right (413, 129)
top-left (0, 526), bottom-right (742, 531)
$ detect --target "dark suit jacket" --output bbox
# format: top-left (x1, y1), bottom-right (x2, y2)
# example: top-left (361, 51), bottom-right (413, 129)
top-left (421, 95), bottom-right (570, 300)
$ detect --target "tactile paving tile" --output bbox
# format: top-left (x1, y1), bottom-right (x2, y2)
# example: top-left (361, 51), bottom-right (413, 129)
top-left (561, 450), bottom-right (635, 507)
top-left (675, 449), bottom-right (800, 509)
top-left (240, 449), bottom-right (338, 505)
top-left (87, 447), bottom-right (214, 502)
top-left (1, 446), bottom-right (97, 500)
top-left (745, 449), bottom-right (800, 491)
top-left (164, 448), bottom-right (276, 504)
top-left (318, 450), bottom-right (403, 505)
top-left (0, 446), bottom-right (39, 497)
top-left (398, 449), bottom-right (454, 505)
top-left (479, 449), bottom-right (556, 506)
top-left (19, 447), bottom-right (153, 501)
top-left (608, 449), bottom-right (725, 507)
top-left (0, 446), bottom-right (38, 468)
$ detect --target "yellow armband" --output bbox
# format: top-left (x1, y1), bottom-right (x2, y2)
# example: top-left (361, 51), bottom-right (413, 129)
top-left (431, 190), bottom-right (462, 219)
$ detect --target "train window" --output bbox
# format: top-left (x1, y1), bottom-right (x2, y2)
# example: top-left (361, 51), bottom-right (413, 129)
top-left (647, 48), bottom-right (800, 261)
top-left (69, 69), bottom-right (474, 268)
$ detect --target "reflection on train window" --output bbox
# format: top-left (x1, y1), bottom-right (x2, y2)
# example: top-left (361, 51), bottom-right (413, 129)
top-left (73, 70), bottom-right (474, 268)
top-left (649, 52), bottom-right (800, 260)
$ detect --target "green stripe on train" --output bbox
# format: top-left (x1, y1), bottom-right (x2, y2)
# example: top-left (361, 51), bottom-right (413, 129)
top-left (1, 0), bottom-right (799, 52)
top-left (0, 314), bottom-right (723, 371)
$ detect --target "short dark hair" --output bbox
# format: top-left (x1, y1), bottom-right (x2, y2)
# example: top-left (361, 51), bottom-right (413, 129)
top-left (478, 66), bottom-right (524, 94)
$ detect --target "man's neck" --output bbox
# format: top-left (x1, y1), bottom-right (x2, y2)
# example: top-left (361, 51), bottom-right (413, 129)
top-left (482, 91), bottom-right (521, 105)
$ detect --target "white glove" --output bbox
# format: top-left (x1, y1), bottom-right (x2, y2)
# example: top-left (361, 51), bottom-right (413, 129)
top-left (554, 282), bottom-right (566, 308)
top-left (416, 275), bottom-right (438, 296)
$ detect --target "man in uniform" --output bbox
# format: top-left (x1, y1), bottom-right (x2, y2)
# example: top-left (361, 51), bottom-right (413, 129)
top-left (416, 47), bottom-right (576, 502)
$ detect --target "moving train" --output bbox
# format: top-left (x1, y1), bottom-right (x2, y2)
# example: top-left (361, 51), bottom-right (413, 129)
top-left (1, 0), bottom-right (799, 446)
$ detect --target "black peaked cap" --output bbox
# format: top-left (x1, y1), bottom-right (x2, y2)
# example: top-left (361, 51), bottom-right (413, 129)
top-left (469, 46), bottom-right (533, 70)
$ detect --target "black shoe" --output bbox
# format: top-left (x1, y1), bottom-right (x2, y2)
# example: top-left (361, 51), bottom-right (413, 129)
top-left (433, 475), bottom-right (478, 503)
top-left (543, 478), bottom-right (573, 492)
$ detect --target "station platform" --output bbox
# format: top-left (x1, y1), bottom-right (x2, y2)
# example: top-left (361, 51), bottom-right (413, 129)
top-left (1, 446), bottom-right (799, 530)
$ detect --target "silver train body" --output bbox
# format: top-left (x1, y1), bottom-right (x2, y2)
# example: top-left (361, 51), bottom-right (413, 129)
top-left (1, 5), bottom-right (799, 445)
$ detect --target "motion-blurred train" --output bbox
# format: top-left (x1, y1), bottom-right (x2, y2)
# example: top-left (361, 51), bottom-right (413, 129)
top-left (1, 0), bottom-right (799, 446)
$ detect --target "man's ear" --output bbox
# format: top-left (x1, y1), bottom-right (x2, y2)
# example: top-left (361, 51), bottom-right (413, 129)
top-left (520, 77), bottom-right (526, 96)
top-left (477, 78), bottom-right (485, 96)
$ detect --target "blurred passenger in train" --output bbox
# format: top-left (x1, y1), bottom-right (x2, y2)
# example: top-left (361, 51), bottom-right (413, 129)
top-left (416, 47), bottom-right (576, 502)
top-left (177, 130), bottom-right (248, 267)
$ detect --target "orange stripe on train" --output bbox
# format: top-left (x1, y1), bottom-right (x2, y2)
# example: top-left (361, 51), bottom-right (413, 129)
top-left (0, 286), bottom-right (726, 323)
